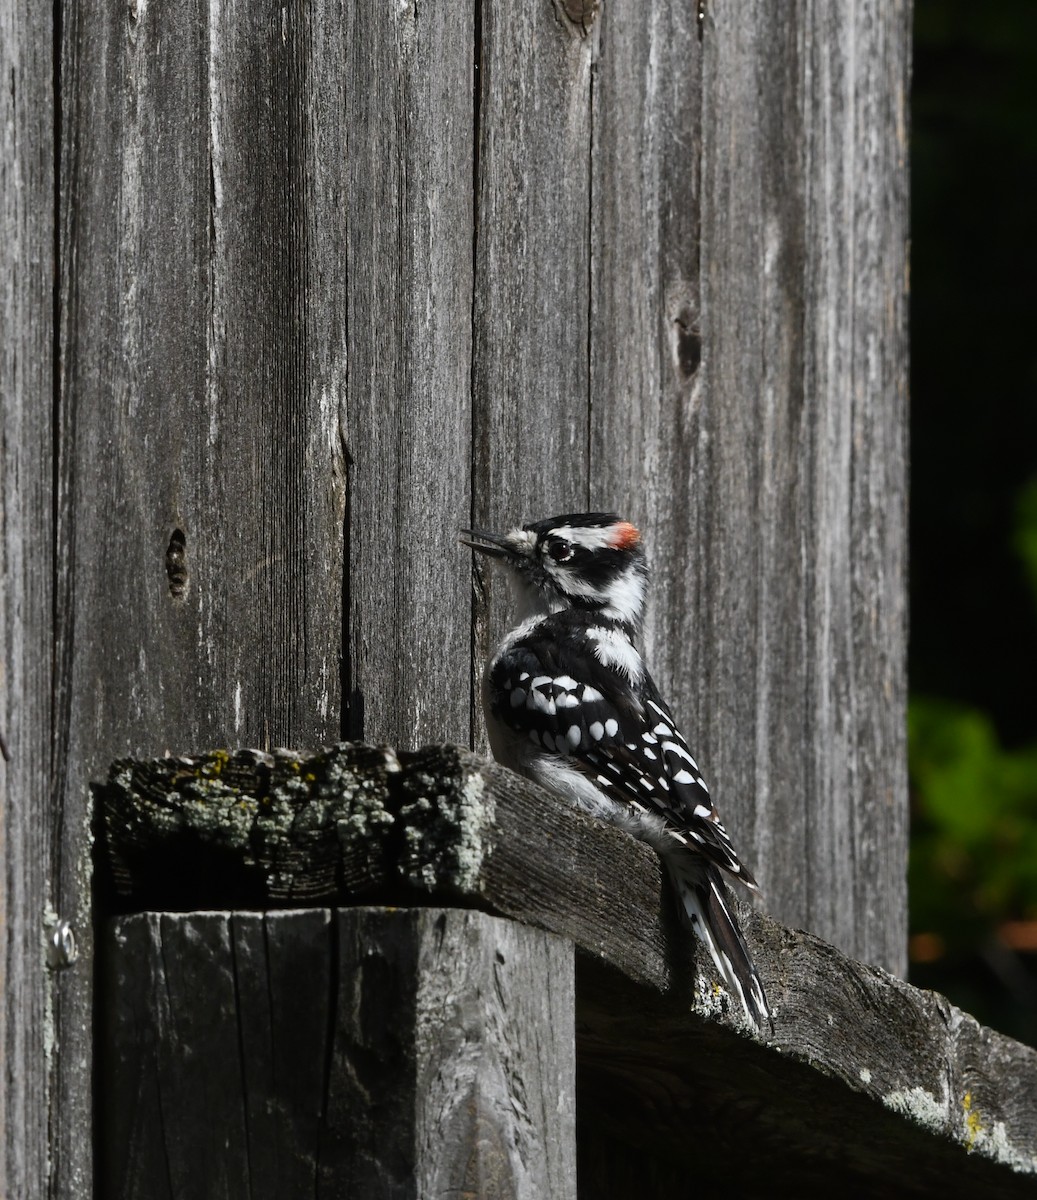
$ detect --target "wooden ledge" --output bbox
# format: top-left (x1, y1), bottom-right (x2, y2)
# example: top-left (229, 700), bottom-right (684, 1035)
top-left (98, 743), bottom-right (1037, 1196)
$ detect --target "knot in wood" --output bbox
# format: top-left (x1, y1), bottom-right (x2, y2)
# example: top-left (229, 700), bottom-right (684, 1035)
top-left (165, 528), bottom-right (189, 599)
top-left (555, 0), bottom-right (600, 33)
top-left (672, 308), bottom-right (702, 381)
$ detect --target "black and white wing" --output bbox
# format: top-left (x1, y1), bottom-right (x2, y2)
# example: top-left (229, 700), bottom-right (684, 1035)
top-left (486, 634), bottom-right (757, 891)
top-left (487, 626), bottom-right (771, 1030)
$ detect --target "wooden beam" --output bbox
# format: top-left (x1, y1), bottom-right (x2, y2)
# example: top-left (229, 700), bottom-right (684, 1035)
top-left (99, 745), bottom-right (1037, 1194)
top-left (102, 908), bottom-right (576, 1199)
top-left (341, 0), bottom-right (475, 748)
top-left (584, 0), bottom-right (910, 978)
top-left (1, 2), bottom-right (55, 1195)
top-left (697, 0), bottom-right (911, 975)
top-left (471, 0), bottom-right (595, 730)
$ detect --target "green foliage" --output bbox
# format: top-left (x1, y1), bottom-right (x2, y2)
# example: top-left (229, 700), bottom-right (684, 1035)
top-left (910, 699), bottom-right (1037, 945)
top-left (910, 472), bottom-right (1037, 951)
top-left (909, 0), bottom-right (1037, 1044)
top-left (909, 470), bottom-right (1037, 1041)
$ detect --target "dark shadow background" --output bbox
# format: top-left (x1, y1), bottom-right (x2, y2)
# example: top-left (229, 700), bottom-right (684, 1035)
top-left (909, 0), bottom-right (1037, 1045)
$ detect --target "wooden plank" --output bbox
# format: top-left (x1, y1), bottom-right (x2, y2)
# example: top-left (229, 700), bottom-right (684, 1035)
top-left (103, 910), bottom-right (334, 1199)
top-left (99, 745), bottom-right (403, 909)
top-left (471, 0), bottom-right (596, 749)
top-left (57, 0), bottom-right (349, 783)
top-left (98, 745), bottom-right (1037, 1192)
top-left (341, 0), bottom-right (475, 747)
top-left (56, 1), bottom-right (350, 1188)
top-left (0, 2), bottom-right (54, 1196)
top-left (839, 0), bottom-right (912, 975)
top-left (102, 908), bottom-right (577, 1199)
top-left (104, 913), bottom-right (253, 1200)
top-left (691, 0), bottom-right (910, 972)
top-left (589, 0), bottom-right (704, 707)
top-left (576, 955), bottom-right (1037, 1199)
top-left (205, 0), bottom-right (348, 748)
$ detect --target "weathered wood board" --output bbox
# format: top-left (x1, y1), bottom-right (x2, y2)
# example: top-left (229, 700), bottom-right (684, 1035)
top-left (103, 908), bottom-right (576, 1200)
top-left (1, 3), bottom-right (55, 1196)
top-left (5, 0), bottom-right (910, 1192)
top-left (98, 745), bottom-right (1037, 1196)
top-left (341, 0), bottom-right (475, 748)
top-left (696, 0), bottom-right (911, 980)
top-left (590, 0), bottom-right (910, 977)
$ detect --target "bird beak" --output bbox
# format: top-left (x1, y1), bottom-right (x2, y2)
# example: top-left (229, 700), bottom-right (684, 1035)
top-left (459, 528), bottom-right (512, 559)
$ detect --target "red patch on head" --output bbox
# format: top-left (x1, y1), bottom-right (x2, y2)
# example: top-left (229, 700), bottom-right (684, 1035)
top-left (609, 521), bottom-right (641, 550)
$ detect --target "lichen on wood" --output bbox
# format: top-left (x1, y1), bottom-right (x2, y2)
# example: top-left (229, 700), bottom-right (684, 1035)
top-left (100, 743), bottom-right (401, 907)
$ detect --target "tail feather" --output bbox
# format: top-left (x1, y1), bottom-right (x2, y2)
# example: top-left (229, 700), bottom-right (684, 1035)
top-left (668, 860), bottom-right (772, 1033)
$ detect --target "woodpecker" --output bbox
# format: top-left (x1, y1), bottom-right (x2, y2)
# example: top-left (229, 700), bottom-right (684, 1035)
top-left (461, 511), bottom-right (771, 1031)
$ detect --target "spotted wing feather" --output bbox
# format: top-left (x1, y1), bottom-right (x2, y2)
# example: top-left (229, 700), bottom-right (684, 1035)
top-left (488, 632), bottom-right (757, 890)
top-left (487, 642), bottom-right (641, 756)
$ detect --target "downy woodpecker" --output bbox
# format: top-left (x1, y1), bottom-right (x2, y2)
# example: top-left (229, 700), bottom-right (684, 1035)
top-left (462, 511), bottom-right (771, 1030)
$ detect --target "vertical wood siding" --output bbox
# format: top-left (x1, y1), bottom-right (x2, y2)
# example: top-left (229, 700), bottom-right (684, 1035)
top-left (1, 0), bottom-right (909, 1189)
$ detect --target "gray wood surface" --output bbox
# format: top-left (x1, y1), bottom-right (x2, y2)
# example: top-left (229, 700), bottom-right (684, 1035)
top-left (589, 0), bottom-right (911, 977)
top-left (99, 744), bottom-right (1037, 1195)
top-left (697, 0), bottom-right (911, 979)
top-left (4, 0), bottom-right (909, 1191)
top-left (471, 0), bottom-right (595, 720)
top-left (1, 3), bottom-right (55, 1196)
top-left (342, 0), bottom-right (475, 747)
top-left (103, 908), bottom-right (576, 1199)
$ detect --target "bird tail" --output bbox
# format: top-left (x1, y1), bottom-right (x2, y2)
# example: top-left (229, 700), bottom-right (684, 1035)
top-left (667, 859), bottom-right (772, 1032)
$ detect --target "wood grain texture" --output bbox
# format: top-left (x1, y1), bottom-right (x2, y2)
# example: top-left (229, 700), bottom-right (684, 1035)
top-left (471, 0), bottom-right (596, 744)
top-left (38, 0), bottom-right (909, 1189)
top-left (0, 3), bottom-right (54, 1196)
top-left (104, 910), bottom-right (333, 1200)
top-left (589, 0), bottom-right (704, 704)
top-left (103, 908), bottom-right (576, 1199)
top-left (477, 0), bottom-right (910, 974)
top-left (99, 745), bottom-right (1037, 1193)
top-left (56, 1), bottom-right (394, 1187)
top-left (342, 0), bottom-right (475, 747)
top-left (689, 0), bottom-right (909, 971)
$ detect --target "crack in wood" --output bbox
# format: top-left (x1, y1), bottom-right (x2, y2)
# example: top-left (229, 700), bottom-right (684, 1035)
top-left (164, 528), bottom-right (188, 599)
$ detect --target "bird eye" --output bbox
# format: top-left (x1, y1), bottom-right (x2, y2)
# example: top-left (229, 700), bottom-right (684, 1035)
top-left (547, 539), bottom-right (574, 563)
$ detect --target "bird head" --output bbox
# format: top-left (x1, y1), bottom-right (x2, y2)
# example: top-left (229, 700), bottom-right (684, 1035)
top-left (461, 511), bottom-right (648, 627)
